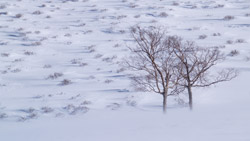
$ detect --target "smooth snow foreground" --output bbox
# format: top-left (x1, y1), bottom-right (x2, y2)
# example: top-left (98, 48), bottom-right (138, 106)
top-left (0, 0), bottom-right (250, 140)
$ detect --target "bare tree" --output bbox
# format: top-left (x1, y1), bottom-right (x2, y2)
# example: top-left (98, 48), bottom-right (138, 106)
top-left (171, 36), bottom-right (237, 110)
top-left (124, 26), bottom-right (182, 113)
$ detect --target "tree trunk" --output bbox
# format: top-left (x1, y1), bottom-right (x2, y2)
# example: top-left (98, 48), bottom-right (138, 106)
top-left (187, 86), bottom-right (193, 110)
top-left (163, 91), bottom-right (168, 113)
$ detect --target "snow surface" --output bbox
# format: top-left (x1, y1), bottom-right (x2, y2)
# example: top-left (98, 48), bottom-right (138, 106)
top-left (0, 0), bottom-right (250, 140)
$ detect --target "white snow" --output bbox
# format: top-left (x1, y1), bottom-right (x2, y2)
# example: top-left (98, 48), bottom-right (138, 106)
top-left (0, 0), bottom-right (250, 140)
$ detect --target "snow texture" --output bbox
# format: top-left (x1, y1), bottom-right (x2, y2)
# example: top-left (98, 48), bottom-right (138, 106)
top-left (0, 0), bottom-right (250, 140)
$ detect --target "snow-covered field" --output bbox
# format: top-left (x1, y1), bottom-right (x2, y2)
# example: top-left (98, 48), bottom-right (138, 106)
top-left (0, 0), bottom-right (250, 140)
